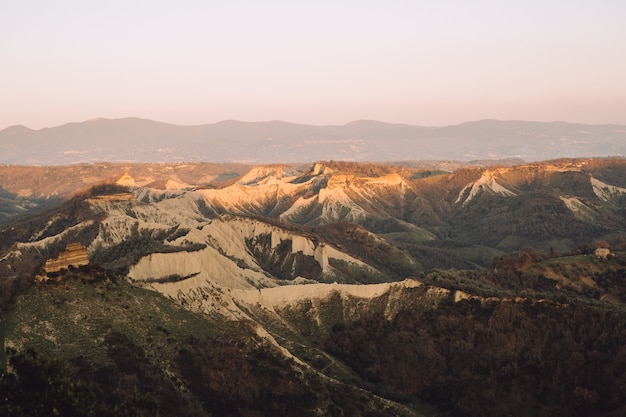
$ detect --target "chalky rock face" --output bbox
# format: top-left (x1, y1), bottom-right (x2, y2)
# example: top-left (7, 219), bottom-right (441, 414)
top-left (43, 243), bottom-right (89, 273)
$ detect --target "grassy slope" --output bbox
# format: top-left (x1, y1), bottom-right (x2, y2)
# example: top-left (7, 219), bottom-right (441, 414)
top-left (1, 267), bottom-right (428, 417)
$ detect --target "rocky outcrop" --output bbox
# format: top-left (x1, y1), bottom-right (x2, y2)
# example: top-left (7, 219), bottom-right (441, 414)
top-left (44, 243), bottom-right (89, 273)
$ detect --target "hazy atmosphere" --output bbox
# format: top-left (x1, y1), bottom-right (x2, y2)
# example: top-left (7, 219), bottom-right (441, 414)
top-left (2, 0), bottom-right (626, 130)
top-left (4, 3), bottom-right (626, 416)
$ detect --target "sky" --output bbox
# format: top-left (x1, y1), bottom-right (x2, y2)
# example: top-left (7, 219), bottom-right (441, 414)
top-left (2, 0), bottom-right (626, 130)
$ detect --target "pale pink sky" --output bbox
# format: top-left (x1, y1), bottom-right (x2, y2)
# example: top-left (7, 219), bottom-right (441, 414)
top-left (2, 0), bottom-right (626, 130)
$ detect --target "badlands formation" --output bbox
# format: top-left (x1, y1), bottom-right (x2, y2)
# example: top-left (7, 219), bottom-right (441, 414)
top-left (15, 159), bottom-right (623, 320)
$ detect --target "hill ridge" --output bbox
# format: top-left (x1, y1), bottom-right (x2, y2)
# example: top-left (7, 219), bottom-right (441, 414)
top-left (1, 118), bottom-right (625, 165)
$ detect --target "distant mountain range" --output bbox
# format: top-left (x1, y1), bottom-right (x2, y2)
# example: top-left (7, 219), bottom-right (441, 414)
top-left (1, 118), bottom-right (625, 164)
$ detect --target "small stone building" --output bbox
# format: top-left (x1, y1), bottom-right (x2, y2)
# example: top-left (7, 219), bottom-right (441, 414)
top-left (594, 248), bottom-right (611, 259)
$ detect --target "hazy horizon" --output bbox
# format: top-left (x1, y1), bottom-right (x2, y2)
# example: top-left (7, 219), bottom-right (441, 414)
top-left (2, 1), bottom-right (626, 130)
top-left (5, 116), bottom-right (626, 133)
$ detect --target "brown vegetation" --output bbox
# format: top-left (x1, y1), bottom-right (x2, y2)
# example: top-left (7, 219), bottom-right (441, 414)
top-left (323, 298), bottom-right (626, 417)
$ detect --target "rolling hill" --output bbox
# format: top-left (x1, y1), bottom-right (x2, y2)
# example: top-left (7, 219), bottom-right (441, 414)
top-left (1, 118), bottom-right (625, 164)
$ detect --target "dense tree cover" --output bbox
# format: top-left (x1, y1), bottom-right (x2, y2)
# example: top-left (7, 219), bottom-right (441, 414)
top-left (312, 222), bottom-right (421, 278)
top-left (321, 161), bottom-right (409, 177)
top-left (583, 157), bottom-right (626, 185)
top-left (0, 347), bottom-right (160, 417)
top-left (449, 193), bottom-right (609, 248)
top-left (0, 331), bottom-right (406, 417)
top-left (323, 298), bottom-right (626, 417)
top-left (175, 335), bottom-right (327, 417)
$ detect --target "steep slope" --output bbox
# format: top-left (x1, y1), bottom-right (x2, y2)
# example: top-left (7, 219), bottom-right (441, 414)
top-left (189, 158), bottom-right (626, 265)
top-left (195, 163), bottom-right (414, 226)
top-left (4, 158), bottom-right (626, 281)
top-left (440, 159), bottom-right (626, 251)
top-left (2, 158), bottom-right (626, 279)
top-left (1, 271), bottom-right (423, 417)
top-left (0, 177), bottom-right (418, 308)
